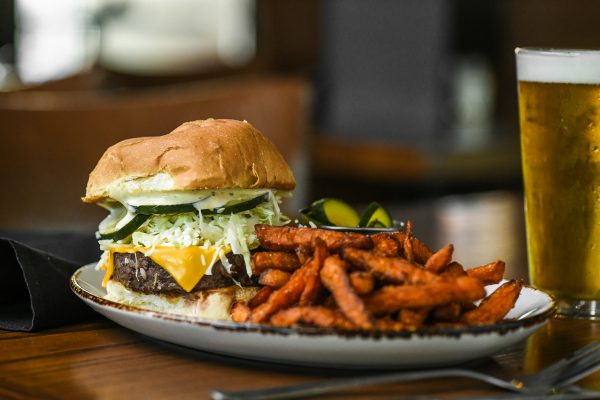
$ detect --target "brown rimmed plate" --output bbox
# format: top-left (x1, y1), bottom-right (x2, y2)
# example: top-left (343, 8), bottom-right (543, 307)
top-left (70, 264), bottom-right (555, 369)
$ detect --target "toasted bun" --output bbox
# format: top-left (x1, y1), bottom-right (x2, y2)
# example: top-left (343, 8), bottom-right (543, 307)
top-left (84, 119), bottom-right (296, 202)
top-left (105, 280), bottom-right (259, 320)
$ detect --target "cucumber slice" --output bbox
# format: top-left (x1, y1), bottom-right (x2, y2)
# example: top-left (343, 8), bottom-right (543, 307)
top-left (132, 193), bottom-right (270, 216)
top-left (201, 192), bottom-right (270, 215)
top-left (311, 198), bottom-right (360, 227)
top-left (98, 202), bottom-right (128, 234)
top-left (98, 213), bottom-right (150, 241)
top-left (359, 202), bottom-right (393, 228)
top-left (134, 203), bottom-right (197, 214)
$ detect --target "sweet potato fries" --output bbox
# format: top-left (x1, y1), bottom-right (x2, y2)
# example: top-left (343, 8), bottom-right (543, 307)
top-left (231, 223), bottom-right (522, 331)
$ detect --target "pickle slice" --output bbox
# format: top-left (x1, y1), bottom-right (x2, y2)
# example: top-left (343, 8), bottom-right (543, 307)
top-left (358, 202), bottom-right (393, 228)
top-left (98, 213), bottom-right (150, 241)
top-left (311, 198), bottom-right (360, 227)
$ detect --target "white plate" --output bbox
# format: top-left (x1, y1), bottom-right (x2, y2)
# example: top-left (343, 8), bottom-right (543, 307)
top-left (70, 264), bottom-right (555, 369)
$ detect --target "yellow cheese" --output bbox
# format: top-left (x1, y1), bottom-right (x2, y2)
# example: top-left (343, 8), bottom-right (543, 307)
top-left (100, 245), bottom-right (228, 292)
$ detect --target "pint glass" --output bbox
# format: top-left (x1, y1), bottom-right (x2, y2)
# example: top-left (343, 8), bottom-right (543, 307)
top-left (516, 48), bottom-right (600, 318)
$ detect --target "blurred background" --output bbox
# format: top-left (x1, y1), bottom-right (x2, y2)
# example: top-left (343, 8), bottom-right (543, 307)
top-left (1, 0), bottom-right (598, 235)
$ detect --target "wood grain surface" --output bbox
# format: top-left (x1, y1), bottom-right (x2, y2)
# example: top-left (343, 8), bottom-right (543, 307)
top-left (0, 317), bottom-right (598, 399)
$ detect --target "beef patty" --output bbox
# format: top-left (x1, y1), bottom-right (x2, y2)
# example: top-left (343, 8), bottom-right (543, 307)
top-left (112, 252), bottom-right (257, 295)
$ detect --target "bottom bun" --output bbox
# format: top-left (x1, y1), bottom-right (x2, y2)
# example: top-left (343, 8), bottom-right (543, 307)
top-left (105, 280), bottom-right (259, 320)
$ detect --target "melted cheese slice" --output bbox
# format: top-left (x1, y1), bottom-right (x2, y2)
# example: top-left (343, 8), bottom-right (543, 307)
top-left (101, 245), bottom-right (228, 292)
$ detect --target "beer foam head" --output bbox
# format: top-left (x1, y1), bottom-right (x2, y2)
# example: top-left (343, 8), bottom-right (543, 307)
top-left (516, 48), bottom-right (600, 84)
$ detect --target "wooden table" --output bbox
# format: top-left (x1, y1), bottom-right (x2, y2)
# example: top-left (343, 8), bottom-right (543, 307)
top-left (1, 192), bottom-right (599, 399)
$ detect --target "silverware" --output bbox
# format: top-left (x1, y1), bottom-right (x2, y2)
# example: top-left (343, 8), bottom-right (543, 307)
top-left (210, 341), bottom-right (600, 400)
top-left (459, 386), bottom-right (600, 400)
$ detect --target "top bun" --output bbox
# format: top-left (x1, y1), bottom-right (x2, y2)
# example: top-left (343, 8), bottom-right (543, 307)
top-left (84, 119), bottom-right (296, 202)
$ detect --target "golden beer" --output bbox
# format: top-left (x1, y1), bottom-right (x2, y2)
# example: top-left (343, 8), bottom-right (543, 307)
top-left (519, 80), bottom-right (600, 299)
top-left (517, 49), bottom-right (600, 313)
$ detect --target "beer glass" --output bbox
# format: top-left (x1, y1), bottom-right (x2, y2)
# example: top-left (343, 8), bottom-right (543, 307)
top-left (516, 48), bottom-right (600, 318)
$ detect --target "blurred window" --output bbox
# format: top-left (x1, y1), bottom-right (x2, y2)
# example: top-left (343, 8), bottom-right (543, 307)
top-left (16, 0), bottom-right (92, 83)
top-left (99, 0), bottom-right (256, 75)
top-left (13, 0), bottom-right (256, 84)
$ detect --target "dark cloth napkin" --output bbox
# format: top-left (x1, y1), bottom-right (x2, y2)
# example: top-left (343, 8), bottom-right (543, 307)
top-left (0, 231), bottom-right (100, 331)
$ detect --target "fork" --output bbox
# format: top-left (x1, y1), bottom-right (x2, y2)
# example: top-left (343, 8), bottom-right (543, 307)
top-left (210, 341), bottom-right (600, 400)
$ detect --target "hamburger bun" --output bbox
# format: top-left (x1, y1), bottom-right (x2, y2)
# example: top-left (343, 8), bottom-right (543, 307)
top-left (104, 280), bottom-right (259, 320)
top-left (84, 118), bottom-right (296, 203)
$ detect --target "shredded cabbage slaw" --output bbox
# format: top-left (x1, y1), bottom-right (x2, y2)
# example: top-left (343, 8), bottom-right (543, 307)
top-left (97, 190), bottom-right (289, 277)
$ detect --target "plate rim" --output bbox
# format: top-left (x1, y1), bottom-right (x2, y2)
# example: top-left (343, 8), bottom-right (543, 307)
top-left (70, 263), bottom-right (556, 339)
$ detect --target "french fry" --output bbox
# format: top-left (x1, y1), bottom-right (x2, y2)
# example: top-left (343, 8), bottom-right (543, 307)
top-left (242, 218), bottom-right (518, 332)
top-left (349, 271), bottom-right (375, 296)
top-left (258, 269), bottom-right (291, 288)
top-left (251, 251), bottom-right (300, 275)
top-left (296, 248), bottom-right (311, 265)
top-left (299, 238), bottom-right (327, 306)
top-left (247, 287), bottom-right (273, 309)
top-left (231, 302), bottom-right (251, 323)
top-left (466, 260), bottom-right (506, 285)
top-left (365, 276), bottom-right (486, 315)
top-left (425, 244), bottom-right (454, 273)
top-left (320, 255), bottom-right (374, 329)
top-left (371, 233), bottom-right (401, 257)
top-left (255, 224), bottom-right (372, 252)
top-left (398, 307), bottom-right (430, 328)
top-left (403, 221), bottom-right (415, 262)
top-left (250, 265), bottom-right (309, 323)
top-left (440, 261), bottom-right (467, 279)
top-left (392, 232), bottom-right (433, 264)
top-left (438, 263), bottom-right (477, 316)
top-left (375, 317), bottom-right (411, 331)
top-left (432, 303), bottom-right (462, 322)
top-left (460, 280), bottom-right (522, 324)
top-left (343, 248), bottom-right (439, 284)
top-left (269, 307), bottom-right (301, 326)
top-left (270, 306), bottom-right (356, 330)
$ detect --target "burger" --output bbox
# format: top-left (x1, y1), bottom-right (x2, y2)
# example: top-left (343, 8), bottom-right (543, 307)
top-left (83, 119), bottom-right (295, 320)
